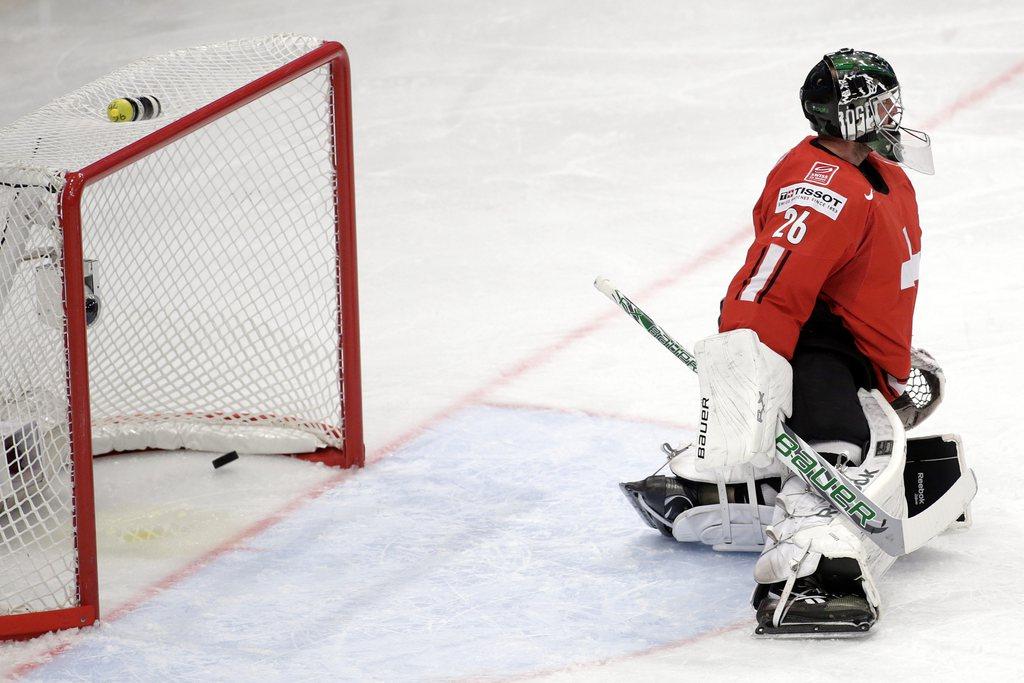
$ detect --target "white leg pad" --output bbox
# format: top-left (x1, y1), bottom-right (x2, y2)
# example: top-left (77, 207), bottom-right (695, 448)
top-left (754, 390), bottom-right (907, 612)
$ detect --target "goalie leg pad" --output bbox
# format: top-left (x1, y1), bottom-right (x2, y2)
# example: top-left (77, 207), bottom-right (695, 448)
top-left (669, 449), bottom-right (788, 551)
top-left (753, 390), bottom-right (908, 630)
top-left (670, 480), bottom-right (778, 552)
top-left (619, 471), bottom-right (782, 551)
top-left (905, 433), bottom-right (971, 529)
top-left (620, 451), bottom-right (787, 551)
top-left (693, 329), bottom-right (793, 471)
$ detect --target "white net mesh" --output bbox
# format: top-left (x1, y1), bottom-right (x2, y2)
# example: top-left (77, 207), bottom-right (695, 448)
top-left (0, 35), bottom-right (346, 618)
top-left (0, 35), bottom-right (325, 172)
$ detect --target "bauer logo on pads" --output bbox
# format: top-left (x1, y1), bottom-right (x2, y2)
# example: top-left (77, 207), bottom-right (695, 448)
top-left (804, 161), bottom-right (839, 186)
top-left (775, 183), bottom-right (847, 220)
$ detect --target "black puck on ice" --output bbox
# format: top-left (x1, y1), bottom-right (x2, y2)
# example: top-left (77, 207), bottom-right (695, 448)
top-left (212, 451), bottom-right (239, 469)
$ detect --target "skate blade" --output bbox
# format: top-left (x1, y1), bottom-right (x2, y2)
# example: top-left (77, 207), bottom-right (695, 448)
top-left (753, 621), bottom-right (873, 639)
top-left (712, 542), bottom-right (765, 553)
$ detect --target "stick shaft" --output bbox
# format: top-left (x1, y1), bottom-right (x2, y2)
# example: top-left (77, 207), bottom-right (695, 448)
top-left (593, 276), bottom-right (697, 372)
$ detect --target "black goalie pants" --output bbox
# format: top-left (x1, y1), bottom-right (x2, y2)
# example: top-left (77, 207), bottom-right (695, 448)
top-left (786, 302), bottom-right (875, 453)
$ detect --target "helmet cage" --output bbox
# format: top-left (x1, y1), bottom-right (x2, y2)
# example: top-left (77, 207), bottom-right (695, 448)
top-left (871, 92), bottom-right (934, 173)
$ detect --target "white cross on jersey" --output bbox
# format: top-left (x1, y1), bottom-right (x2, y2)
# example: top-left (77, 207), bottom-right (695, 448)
top-left (901, 227), bottom-right (920, 289)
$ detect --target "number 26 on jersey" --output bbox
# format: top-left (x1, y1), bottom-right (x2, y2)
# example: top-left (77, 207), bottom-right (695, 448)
top-left (772, 208), bottom-right (809, 245)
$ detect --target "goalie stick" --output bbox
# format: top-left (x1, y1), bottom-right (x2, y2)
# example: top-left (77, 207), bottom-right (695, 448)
top-left (593, 276), bottom-right (977, 557)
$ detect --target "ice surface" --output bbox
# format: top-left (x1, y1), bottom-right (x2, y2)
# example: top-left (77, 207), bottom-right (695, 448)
top-left (2, 0), bottom-right (1024, 678)
top-left (19, 407), bottom-right (754, 680)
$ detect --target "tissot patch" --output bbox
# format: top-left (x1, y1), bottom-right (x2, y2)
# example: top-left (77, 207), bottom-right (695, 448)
top-left (775, 182), bottom-right (847, 220)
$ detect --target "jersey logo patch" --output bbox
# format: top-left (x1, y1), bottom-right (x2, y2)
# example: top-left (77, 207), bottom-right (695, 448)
top-left (775, 183), bottom-right (848, 220)
top-left (804, 161), bottom-right (839, 186)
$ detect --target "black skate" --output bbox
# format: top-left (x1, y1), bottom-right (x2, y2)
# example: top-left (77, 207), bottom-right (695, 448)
top-left (618, 476), bottom-right (697, 537)
top-left (752, 559), bottom-right (876, 638)
top-left (620, 474), bottom-right (782, 538)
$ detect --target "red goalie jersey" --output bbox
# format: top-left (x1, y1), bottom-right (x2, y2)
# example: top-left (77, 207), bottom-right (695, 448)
top-left (719, 136), bottom-right (921, 400)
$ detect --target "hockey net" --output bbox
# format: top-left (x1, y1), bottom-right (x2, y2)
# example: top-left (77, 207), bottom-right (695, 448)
top-left (0, 35), bottom-right (362, 639)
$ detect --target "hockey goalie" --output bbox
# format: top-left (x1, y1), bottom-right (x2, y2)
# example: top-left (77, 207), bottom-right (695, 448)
top-left (619, 49), bottom-right (973, 637)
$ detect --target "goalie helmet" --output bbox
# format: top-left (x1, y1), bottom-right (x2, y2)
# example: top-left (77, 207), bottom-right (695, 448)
top-left (800, 48), bottom-right (934, 174)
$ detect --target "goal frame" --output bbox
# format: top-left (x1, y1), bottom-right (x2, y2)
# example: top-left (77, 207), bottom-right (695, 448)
top-left (0, 40), bottom-right (363, 641)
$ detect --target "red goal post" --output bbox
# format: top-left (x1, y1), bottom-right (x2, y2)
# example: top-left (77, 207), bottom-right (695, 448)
top-left (0, 36), bottom-right (363, 640)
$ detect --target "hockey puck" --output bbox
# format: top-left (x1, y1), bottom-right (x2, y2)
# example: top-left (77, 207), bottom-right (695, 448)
top-left (212, 451), bottom-right (239, 469)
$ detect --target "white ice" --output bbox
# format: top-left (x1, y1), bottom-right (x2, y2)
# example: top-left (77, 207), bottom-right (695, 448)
top-left (2, 0), bottom-right (1023, 679)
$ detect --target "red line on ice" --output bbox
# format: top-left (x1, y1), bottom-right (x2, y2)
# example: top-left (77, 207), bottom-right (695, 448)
top-left (368, 227), bottom-right (749, 466)
top-left (5, 470), bottom-right (356, 678)
top-left (5, 230), bottom-right (742, 680)
top-left (922, 56), bottom-right (1024, 130)
top-left (464, 620), bottom-right (750, 683)
top-left (480, 399), bottom-right (697, 433)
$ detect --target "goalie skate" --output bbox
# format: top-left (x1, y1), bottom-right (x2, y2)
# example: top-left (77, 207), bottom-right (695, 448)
top-left (619, 476), bottom-right (696, 537)
top-left (752, 561), bottom-right (876, 638)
